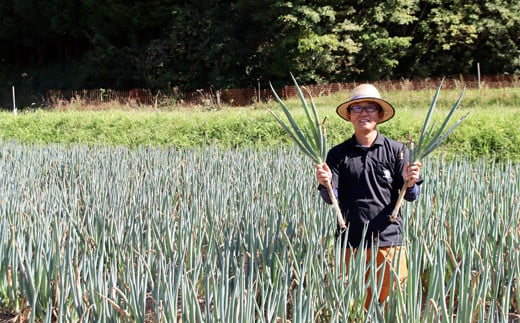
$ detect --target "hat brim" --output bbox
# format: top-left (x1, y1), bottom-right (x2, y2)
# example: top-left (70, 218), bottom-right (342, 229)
top-left (336, 98), bottom-right (395, 124)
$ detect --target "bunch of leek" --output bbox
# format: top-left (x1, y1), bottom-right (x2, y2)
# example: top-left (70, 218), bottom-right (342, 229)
top-left (389, 79), bottom-right (469, 222)
top-left (267, 74), bottom-right (346, 230)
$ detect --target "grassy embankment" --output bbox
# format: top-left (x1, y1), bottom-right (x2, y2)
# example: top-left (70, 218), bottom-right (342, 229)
top-left (0, 86), bottom-right (519, 161)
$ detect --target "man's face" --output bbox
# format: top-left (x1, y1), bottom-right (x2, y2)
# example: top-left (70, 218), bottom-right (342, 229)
top-left (348, 101), bottom-right (382, 132)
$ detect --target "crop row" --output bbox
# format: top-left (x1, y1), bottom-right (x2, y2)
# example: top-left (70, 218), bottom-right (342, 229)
top-left (0, 143), bottom-right (518, 322)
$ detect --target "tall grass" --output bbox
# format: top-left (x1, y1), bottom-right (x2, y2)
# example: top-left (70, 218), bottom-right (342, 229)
top-left (0, 143), bottom-right (518, 321)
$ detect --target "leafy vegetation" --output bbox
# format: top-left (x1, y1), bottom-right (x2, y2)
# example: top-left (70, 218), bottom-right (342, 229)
top-left (390, 79), bottom-right (468, 221)
top-left (0, 144), bottom-right (518, 321)
top-left (267, 74), bottom-right (346, 229)
top-left (1, 0), bottom-right (520, 107)
top-left (0, 86), bottom-right (519, 161)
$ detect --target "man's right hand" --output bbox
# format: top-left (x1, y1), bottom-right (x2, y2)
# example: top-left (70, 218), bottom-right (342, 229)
top-left (315, 163), bottom-right (332, 186)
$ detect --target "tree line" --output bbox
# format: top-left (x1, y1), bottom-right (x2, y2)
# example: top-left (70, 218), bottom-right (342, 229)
top-left (0, 0), bottom-right (519, 104)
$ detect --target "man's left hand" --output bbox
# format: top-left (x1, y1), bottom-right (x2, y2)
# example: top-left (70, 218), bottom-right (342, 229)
top-left (404, 161), bottom-right (422, 187)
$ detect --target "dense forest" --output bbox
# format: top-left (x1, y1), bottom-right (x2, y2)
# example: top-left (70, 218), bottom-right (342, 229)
top-left (0, 0), bottom-right (519, 106)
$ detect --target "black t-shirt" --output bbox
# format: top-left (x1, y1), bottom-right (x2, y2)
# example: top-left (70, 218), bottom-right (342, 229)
top-left (320, 133), bottom-right (421, 248)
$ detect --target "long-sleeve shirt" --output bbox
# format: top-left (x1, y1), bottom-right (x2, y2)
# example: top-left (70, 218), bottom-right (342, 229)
top-left (318, 133), bottom-right (422, 248)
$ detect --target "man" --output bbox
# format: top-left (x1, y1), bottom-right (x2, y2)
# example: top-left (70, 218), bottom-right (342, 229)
top-left (315, 84), bottom-right (422, 306)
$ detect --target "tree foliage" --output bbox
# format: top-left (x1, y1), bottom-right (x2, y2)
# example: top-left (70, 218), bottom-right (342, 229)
top-left (0, 0), bottom-right (519, 104)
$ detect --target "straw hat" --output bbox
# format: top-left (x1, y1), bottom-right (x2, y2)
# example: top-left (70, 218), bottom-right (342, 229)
top-left (336, 84), bottom-right (395, 123)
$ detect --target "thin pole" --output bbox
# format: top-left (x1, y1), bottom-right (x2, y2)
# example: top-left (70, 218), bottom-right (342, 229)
top-left (477, 62), bottom-right (481, 104)
top-left (12, 86), bottom-right (17, 115)
top-left (257, 78), bottom-right (261, 103)
top-left (477, 63), bottom-right (481, 90)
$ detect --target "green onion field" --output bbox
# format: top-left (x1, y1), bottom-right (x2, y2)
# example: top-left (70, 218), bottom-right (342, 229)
top-left (0, 85), bottom-right (519, 321)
